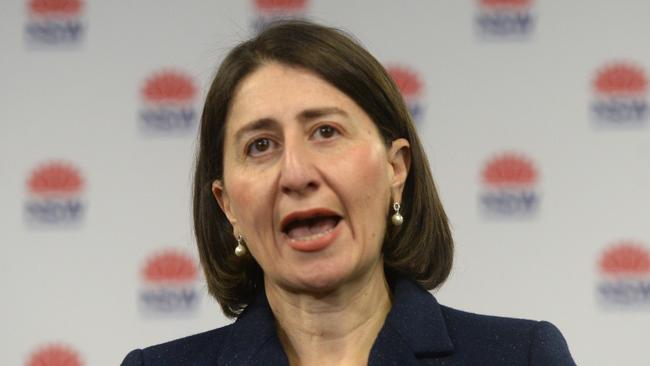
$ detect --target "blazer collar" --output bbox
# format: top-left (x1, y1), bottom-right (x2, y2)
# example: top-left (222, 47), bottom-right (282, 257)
top-left (369, 277), bottom-right (454, 364)
top-left (216, 291), bottom-right (288, 366)
top-left (217, 276), bottom-right (454, 366)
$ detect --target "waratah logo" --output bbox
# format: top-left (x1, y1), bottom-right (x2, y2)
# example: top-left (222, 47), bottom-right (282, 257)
top-left (139, 70), bottom-right (198, 134)
top-left (479, 152), bottom-right (540, 217)
top-left (475, 0), bottom-right (535, 39)
top-left (24, 161), bottom-right (85, 226)
top-left (26, 343), bottom-right (84, 366)
top-left (251, 0), bottom-right (308, 33)
top-left (24, 0), bottom-right (85, 46)
top-left (597, 241), bottom-right (650, 307)
top-left (139, 249), bottom-right (201, 315)
top-left (591, 62), bottom-right (648, 127)
top-left (386, 65), bottom-right (425, 123)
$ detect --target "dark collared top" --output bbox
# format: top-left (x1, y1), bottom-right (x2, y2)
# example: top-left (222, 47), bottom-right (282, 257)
top-left (122, 278), bottom-right (576, 365)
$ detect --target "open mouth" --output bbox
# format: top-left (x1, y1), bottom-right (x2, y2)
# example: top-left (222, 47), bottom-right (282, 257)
top-left (281, 212), bottom-right (342, 242)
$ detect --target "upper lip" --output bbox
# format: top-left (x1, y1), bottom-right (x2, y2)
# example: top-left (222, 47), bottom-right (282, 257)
top-left (280, 208), bottom-right (342, 233)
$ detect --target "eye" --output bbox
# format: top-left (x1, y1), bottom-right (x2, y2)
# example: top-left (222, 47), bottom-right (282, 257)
top-left (246, 137), bottom-right (276, 157)
top-left (312, 124), bottom-right (339, 140)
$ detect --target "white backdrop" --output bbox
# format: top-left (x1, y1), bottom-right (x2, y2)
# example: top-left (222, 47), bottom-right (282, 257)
top-left (2, 1), bottom-right (649, 365)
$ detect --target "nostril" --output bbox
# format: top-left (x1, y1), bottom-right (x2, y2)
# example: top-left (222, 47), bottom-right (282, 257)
top-left (281, 183), bottom-right (318, 195)
top-left (280, 177), bottom-right (319, 196)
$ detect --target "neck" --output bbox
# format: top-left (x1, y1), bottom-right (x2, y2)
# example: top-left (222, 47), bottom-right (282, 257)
top-left (265, 264), bottom-right (392, 366)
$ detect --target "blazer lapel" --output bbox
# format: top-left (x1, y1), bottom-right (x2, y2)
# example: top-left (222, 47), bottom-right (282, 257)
top-left (216, 291), bottom-right (289, 366)
top-left (368, 278), bottom-right (456, 365)
top-left (369, 322), bottom-right (421, 366)
top-left (217, 278), bottom-right (456, 366)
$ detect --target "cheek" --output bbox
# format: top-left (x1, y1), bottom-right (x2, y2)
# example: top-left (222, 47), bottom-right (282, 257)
top-left (226, 173), bottom-right (267, 228)
top-left (335, 142), bottom-right (390, 225)
top-left (223, 149), bottom-right (272, 225)
top-left (349, 143), bottom-right (388, 195)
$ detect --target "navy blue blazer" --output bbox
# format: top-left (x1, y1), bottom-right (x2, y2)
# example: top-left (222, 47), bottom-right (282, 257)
top-left (122, 278), bottom-right (575, 365)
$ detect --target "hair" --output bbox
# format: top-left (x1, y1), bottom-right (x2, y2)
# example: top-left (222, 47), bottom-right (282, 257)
top-left (193, 20), bottom-right (453, 318)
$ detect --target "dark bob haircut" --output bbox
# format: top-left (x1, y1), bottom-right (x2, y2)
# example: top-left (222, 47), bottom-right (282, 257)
top-left (194, 20), bottom-right (453, 318)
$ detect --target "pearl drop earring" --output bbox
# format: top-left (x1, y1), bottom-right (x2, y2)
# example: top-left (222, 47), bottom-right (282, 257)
top-left (235, 234), bottom-right (247, 257)
top-left (391, 202), bottom-right (404, 226)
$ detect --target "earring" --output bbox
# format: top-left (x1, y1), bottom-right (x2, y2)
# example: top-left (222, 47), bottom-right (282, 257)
top-left (391, 202), bottom-right (403, 226)
top-left (235, 234), bottom-right (247, 257)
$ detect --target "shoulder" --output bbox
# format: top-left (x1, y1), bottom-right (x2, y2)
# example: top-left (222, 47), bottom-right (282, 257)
top-left (440, 305), bottom-right (575, 365)
top-left (120, 324), bottom-right (235, 366)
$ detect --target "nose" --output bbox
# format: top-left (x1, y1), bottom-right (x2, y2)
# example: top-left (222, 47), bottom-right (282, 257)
top-left (278, 140), bottom-right (320, 197)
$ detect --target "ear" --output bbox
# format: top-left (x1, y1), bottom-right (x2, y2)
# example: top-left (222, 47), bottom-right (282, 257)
top-left (387, 138), bottom-right (411, 203)
top-left (212, 179), bottom-right (237, 226)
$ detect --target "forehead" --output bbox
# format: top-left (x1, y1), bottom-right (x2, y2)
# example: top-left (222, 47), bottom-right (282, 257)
top-left (225, 62), bottom-right (373, 132)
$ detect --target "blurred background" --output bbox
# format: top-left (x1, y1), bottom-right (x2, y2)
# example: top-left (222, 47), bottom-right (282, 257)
top-left (1, 0), bottom-right (649, 365)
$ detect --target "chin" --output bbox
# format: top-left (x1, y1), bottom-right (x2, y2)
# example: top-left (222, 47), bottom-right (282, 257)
top-left (289, 264), bottom-right (354, 294)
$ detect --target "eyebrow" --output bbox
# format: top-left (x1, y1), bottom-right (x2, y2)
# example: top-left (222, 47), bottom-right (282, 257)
top-left (297, 107), bottom-right (348, 122)
top-left (233, 107), bottom-right (349, 142)
top-left (233, 118), bottom-right (276, 143)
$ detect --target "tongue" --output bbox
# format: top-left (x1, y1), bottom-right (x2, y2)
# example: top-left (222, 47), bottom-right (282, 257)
top-left (287, 217), bottom-right (337, 239)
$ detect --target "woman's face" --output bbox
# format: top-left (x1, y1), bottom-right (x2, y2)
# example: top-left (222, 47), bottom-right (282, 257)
top-left (213, 62), bottom-right (409, 293)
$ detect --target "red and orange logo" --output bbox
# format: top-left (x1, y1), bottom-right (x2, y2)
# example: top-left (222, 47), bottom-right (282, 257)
top-left (141, 71), bottom-right (197, 105)
top-left (139, 249), bottom-right (201, 314)
top-left (255, 0), bottom-right (306, 12)
top-left (387, 65), bottom-right (423, 100)
top-left (482, 153), bottom-right (537, 188)
top-left (138, 69), bottom-right (198, 134)
top-left (28, 161), bottom-right (84, 198)
top-left (386, 65), bottom-right (425, 123)
top-left (599, 242), bottom-right (650, 278)
top-left (251, 0), bottom-right (308, 33)
top-left (479, 0), bottom-right (531, 10)
top-left (475, 0), bottom-right (534, 37)
top-left (28, 0), bottom-right (82, 17)
top-left (590, 61), bottom-right (648, 125)
top-left (479, 152), bottom-right (540, 217)
top-left (25, 0), bottom-right (85, 45)
top-left (24, 161), bottom-right (85, 225)
top-left (593, 63), bottom-right (647, 97)
top-left (142, 249), bottom-right (198, 284)
top-left (26, 343), bottom-right (84, 366)
top-left (597, 240), bottom-right (650, 306)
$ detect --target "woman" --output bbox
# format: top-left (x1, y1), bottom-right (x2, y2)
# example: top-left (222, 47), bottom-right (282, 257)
top-left (122, 21), bottom-right (575, 365)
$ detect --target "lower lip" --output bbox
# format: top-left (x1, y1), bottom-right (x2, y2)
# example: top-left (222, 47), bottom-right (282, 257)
top-left (282, 220), bottom-right (342, 252)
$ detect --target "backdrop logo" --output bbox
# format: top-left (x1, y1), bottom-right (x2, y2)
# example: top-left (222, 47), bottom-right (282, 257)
top-left (251, 0), bottom-right (308, 33)
top-left (479, 152), bottom-right (539, 217)
top-left (475, 0), bottom-right (534, 39)
top-left (26, 343), bottom-right (84, 366)
top-left (386, 65), bottom-right (425, 123)
top-left (139, 249), bottom-right (200, 315)
top-left (24, 161), bottom-right (85, 226)
top-left (24, 0), bottom-right (85, 46)
top-left (139, 70), bottom-right (198, 135)
top-left (591, 62), bottom-right (648, 127)
top-left (597, 241), bottom-right (650, 307)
